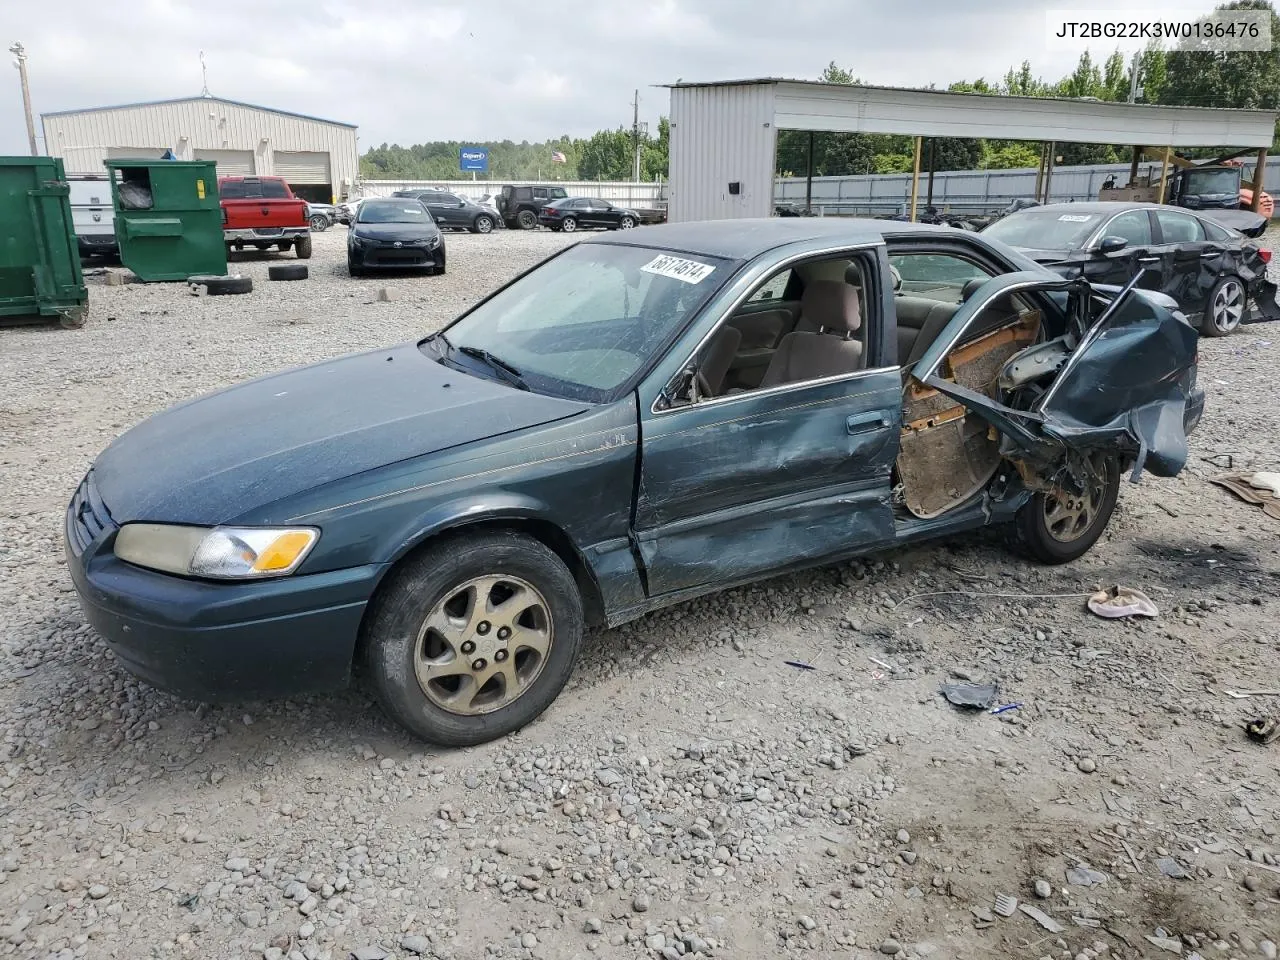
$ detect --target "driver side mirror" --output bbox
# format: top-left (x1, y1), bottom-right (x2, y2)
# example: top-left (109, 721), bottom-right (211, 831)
top-left (1098, 235), bottom-right (1128, 254)
top-left (657, 364), bottom-right (698, 410)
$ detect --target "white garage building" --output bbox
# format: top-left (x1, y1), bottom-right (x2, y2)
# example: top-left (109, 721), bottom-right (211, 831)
top-left (41, 95), bottom-right (358, 204)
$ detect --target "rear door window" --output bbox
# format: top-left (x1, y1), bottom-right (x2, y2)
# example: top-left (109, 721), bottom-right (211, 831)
top-left (219, 180), bottom-right (246, 199)
top-left (1155, 210), bottom-right (1206, 243)
top-left (533, 188), bottom-right (549, 200)
top-left (261, 179), bottom-right (289, 199)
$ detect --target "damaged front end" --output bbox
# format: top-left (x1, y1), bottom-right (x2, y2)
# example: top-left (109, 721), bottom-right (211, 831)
top-left (898, 271), bottom-right (1205, 518)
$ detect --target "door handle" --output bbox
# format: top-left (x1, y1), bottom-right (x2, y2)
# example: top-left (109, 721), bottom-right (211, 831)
top-left (846, 412), bottom-right (891, 435)
top-left (1137, 256), bottom-right (1161, 263)
top-left (1199, 250), bottom-right (1221, 258)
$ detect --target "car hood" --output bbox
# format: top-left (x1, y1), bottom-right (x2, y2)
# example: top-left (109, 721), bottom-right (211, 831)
top-left (93, 344), bottom-right (591, 525)
top-left (352, 222), bottom-right (441, 240)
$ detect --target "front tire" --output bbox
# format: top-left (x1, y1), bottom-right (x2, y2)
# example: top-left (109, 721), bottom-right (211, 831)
top-left (1015, 452), bottom-right (1120, 564)
top-left (473, 215), bottom-right (494, 234)
top-left (1202, 276), bottom-right (1245, 337)
top-left (310, 215), bottom-right (329, 232)
top-left (618, 216), bottom-right (636, 230)
top-left (363, 531), bottom-right (584, 746)
top-left (517, 209), bottom-right (538, 230)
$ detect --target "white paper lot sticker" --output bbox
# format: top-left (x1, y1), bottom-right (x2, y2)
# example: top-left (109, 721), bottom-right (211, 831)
top-left (1057, 214), bottom-right (1094, 222)
top-left (641, 254), bottom-right (715, 285)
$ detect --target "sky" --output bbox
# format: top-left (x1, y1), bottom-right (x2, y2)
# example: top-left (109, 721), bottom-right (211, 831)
top-left (0, 0), bottom-right (1240, 156)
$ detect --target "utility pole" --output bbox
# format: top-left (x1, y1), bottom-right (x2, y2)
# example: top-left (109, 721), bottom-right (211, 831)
top-left (631, 89), bottom-right (641, 182)
top-left (9, 42), bottom-right (38, 156)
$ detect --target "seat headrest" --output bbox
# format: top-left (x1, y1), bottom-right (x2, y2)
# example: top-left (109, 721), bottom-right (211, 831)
top-left (801, 280), bottom-right (861, 334)
top-left (889, 264), bottom-right (902, 292)
top-left (961, 277), bottom-right (986, 302)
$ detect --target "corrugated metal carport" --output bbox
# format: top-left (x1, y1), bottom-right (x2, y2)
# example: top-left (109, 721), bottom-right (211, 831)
top-left (665, 79), bottom-right (1278, 224)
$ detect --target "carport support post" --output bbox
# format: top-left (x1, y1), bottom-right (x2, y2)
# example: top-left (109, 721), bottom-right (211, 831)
top-left (1034, 144), bottom-right (1046, 202)
top-left (1129, 146), bottom-right (1142, 187)
top-left (1249, 147), bottom-right (1268, 212)
top-left (805, 131), bottom-right (815, 213)
top-left (1157, 146), bottom-right (1172, 204)
top-left (926, 138), bottom-right (936, 208)
top-left (1043, 141), bottom-right (1056, 203)
top-left (908, 136), bottom-right (922, 222)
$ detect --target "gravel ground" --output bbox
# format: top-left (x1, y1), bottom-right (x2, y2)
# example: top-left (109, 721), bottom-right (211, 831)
top-left (1, 226), bottom-right (1278, 960)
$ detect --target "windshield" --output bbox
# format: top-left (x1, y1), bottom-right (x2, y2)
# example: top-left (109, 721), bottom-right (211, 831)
top-left (357, 201), bottom-right (432, 224)
top-left (983, 209), bottom-right (1102, 250)
top-left (1184, 169), bottom-right (1240, 195)
top-left (433, 243), bottom-right (730, 402)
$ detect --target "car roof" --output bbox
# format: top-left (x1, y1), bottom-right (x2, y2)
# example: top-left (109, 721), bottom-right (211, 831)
top-left (587, 217), bottom-right (963, 260)
top-left (1012, 201), bottom-right (1157, 214)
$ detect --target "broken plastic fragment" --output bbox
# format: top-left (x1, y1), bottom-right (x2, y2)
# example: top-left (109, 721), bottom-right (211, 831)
top-left (1087, 585), bottom-right (1159, 619)
top-left (940, 682), bottom-right (998, 709)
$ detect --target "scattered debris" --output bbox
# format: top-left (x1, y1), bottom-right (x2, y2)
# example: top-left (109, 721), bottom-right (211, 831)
top-left (1072, 915), bottom-right (1102, 928)
top-left (1087, 585), bottom-right (1159, 619)
top-left (377, 287), bottom-right (397, 302)
top-left (990, 702), bottom-right (1022, 716)
top-left (1144, 934), bottom-right (1184, 954)
top-left (1033, 879), bottom-right (1052, 899)
top-left (1246, 716), bottom-right (1279, 745)
top-left (1224, 689), bottom-right (1280, 699)
top-left (1157, 857), bottom-right (1191, 879)
top-left (783, 660), bottom-right (816, 671)
top-left (993, 893), bottom-right (1018, 917)
top-left (1201, 453), bottom-right (1234, 469)
top-left (1018, 903), bottom-right (1065, 933)
top-left (1211, 472), bottom-right (1280, 520)
top-left (940, 682), bottom-right (998, 710)
top-left (1066, 864), bottom-right (1108, 887)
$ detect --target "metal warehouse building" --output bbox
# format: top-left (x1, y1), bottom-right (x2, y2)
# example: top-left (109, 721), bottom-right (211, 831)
top-left (41, 95), bottom-right (358, 204)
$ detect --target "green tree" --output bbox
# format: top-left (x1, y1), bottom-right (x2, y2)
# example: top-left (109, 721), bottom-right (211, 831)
top-left (981, 141), bottom-right (1042, 169)
top-left (1160, 0), bottom-right (1280, 111)
top-left (577, 128), bottom-right (633, 181)
top-left (1102, 50), bottom-right (1131, 101)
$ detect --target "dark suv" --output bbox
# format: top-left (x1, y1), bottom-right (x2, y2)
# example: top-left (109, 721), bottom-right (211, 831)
top-left (497, 184), bottom-right (569, 230)
top-left (391, 190), bottom-right (500, 234)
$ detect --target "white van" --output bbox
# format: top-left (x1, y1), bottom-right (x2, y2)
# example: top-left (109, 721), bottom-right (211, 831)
top-left (67, 176), bottom-right (118, 258)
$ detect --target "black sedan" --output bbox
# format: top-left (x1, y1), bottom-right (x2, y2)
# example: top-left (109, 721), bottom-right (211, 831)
top-left (66, 219), bottom-right (1202, 746)
top-left (347, 198), bottom-right (446, 276)
top-left (392, 189), bottom-right (500, 234)
top-left (982, 201), bottom-right (1279, 336)
top-left (539, 197), bottom-right (639, 232)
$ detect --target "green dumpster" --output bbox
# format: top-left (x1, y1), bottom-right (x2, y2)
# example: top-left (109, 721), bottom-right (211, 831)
top-left (106, 159), bottom-right (227, 281)
top-left (0, 156), bottom-right (88, 328)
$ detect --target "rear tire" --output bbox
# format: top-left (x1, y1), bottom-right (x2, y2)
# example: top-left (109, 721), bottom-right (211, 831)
top-left (362, 531), bottom-right (584, 746)
top-left (1014, 453), bottom-right (1121, 564)
top-left (561, 217), bottom-right (578, 233)
top-left (295, 236), bottom-right (313, 259)
top-left (1201, 276), bottom-right (1245, 337)
top-left (517, 209), bottom-right (538, 230)
top-left (309, 215), bottom-right (329, 232)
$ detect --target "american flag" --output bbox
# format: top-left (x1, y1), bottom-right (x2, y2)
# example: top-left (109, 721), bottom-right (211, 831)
top-left (551, 151), bottom-right (567, 163)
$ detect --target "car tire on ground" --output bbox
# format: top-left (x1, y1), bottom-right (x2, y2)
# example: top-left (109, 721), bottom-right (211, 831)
top-left (1201, 275), bottom-right (1246, 337)
top-left (276, 241), bottom-right (291, 252)
top-left (268, 264), bottom-right (309, 281)
top-left (473, 215), bottom-right (494, 234)
top-left (618, 216), bottom-right (636, 230)
top-left (309, 215), bottom-right (329, 232)
top-left (1014, 452), bottom-right (1121, 564)
top-left (295, 236), bottom-right (313, 260)
top-left (198, 275), bottom-right (254, 296)
top-left (362, 530), bottom-right (584, 746)
top-left (517, 209), bottom-right (538, 230)
top-left (347, 259), bottom-right (363, 278)
top-left (561, 217), bottom-right (578, 233)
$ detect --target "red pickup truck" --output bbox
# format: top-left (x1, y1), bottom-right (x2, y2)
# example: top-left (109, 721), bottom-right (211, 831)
top-left (218, 176), bottom-right (311, 259)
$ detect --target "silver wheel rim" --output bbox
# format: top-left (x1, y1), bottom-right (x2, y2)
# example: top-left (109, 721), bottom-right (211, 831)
top-left (1042, 454), bottom-right (1108, 543)
top-left (414, 575), bottom-right (553, 716)
top-left (562, 218), bottom-right (576, 232)
top-left (477, 217), bottom-right (492, 233)
top-left (1211, 280), bottom-right (1244, 333)
top-left (620, 217), bottom-right (635, 229)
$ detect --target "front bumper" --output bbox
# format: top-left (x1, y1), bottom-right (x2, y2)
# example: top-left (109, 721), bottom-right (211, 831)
top-left (349, 242), bottom-right (445, 271)
top-left (65, 475), bottom-right (382, 702)
top-left (224, 227), bottom-right (309, 242)
top-left (78, 234), bottom-right (118, 256)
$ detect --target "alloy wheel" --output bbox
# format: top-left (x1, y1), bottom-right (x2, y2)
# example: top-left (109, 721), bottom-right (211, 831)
top-left (1211, 279), bottom-right (1244, 334)
top-left (562, 217), bottom-right (577, 233)
top-left (1041, 455), bottom-right (1109, 543)
top-left (476, 216), bottom-right (493, 234)
top-left (414, 575), bottom-right (553, 716)
top-left (619, 217), bottom-right (635, 229)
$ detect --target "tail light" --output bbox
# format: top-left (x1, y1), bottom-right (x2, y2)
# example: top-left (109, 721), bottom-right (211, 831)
top-left (1259, 248), bottom-right (1272, 264)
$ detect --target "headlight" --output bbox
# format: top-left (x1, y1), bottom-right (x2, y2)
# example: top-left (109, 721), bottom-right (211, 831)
top-left (114, 524), bottom-right (319, 579)
top-left (427, 235), bottom-right (442, 248)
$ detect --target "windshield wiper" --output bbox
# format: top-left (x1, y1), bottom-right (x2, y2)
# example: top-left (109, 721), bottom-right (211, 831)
top-left (456, 345), bottom-right (530, 391)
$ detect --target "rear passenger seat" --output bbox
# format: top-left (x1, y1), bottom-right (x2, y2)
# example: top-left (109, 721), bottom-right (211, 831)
top-left (895, 296), bottom-right (960, 368)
